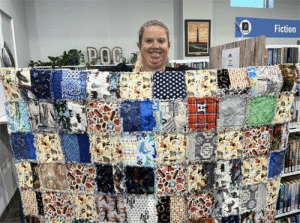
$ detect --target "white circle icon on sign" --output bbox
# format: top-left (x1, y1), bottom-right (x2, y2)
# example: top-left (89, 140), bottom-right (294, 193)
top-left (239, 19), bottom-right (252, 35)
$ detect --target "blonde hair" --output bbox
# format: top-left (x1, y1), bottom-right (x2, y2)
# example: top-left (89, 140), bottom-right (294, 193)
top-left (133, 20), bottom-right (170, 73)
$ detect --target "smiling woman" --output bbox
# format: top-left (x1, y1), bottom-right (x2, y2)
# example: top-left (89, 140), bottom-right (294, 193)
top-left (134, 20), bottom-right (171, 73)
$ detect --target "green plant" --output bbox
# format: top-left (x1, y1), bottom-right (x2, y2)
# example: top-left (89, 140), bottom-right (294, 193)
top-left (130, 52), bottom-right (138, 64)
top-left (86, 61), bottom-right (96, 69)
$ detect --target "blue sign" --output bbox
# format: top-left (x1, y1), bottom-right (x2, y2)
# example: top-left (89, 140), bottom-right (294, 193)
top-left (235, 17), bottom-right (300, 38)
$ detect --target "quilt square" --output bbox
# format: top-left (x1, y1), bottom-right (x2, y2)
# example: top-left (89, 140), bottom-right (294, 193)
top-left (35, 191), bottom-right (44, 216)
top-left (43, 192), bottom-right (73, 221)
top-left (273, 92), bottom-right (294, 123)
top-left (126, 195), bottom-right (157, 223)
top-left (221, 215), bottom-right (240, 223)
top-left (217, 69), bottom-right (231, 90)
top-left (140, 99), bottom-right (156, 131)
top-left (5, 101), bottom-right (30, 133)
top-left (95, 163), bottom-right (114, 194)
top-left (248, 66), bottom-right (257, 95)
top-left (243, 156), bottom-right (269, 185)
top-left (215, 159), bottom-right (242, 188)
top-left (25, 216), bottom-right (41, 223)
top-left (187, 192), bottom-right (214, 220)
top-left (228, 67), bottom-right (251, 89)
top-left (240, 183), bottom-right (267, 212)
top-left (67, 101), bottom-right (87, 133)
top-left (16, 162), bottom-right (33, 188)
top-left (109, 72), bottom-right (121, 98)
top-left (125, 166), bottom-right (154, 194)
top-left (266, 203), bottom-right (276, 222)
top-left (87, 101), bottom-right (121, 133)
top-left (77, 134), bottom-right (91, 163)
top-left (247, 96), bottom-right (277, 126)
top-left (27, 101), bottom-right (56, 131)
top-left (279, 64), bottom-right (297, 92)
top-left (61, 70), bottom-right (87, 100)
top-left (157, 133), bottom-right (186, 163)
top-left (60, 133), bottom-right (80, 163)
top-left (186, 131), bottom-right (217, 162)
top-left (157, 197), bottom-right (170, 222)
top-left (188, 162), bottom-right (215, 193)
top-left (30, 69), bottom-right (51, 99)
top-left (188, 97), bottom-right (219, 131)
top-left (91, 134), bottom-right (122, 164)
top-left (217, 129), bottom-right (243, 160)
top-left (121, 72), bottom-right (152, 99)
top-left (170, 196), bottom-right (188, 223)
top-left (120, 100), bottom-right (140, 132)
top-left (156, 101), bottom-right (175, 132)
top-left (153, 71), bottom-right (186, 100)
top-left (31, 162), bottom-right (41, 189)
top-left (40, 163), bottom-right (68, 191)
top-left (156, 163), bottom-right (187, 196)
top-left (218, 97), bottom-right (248, 129)
top-left (10, 132), bottom-right (35, 161)
top-left (20, 189), bottom-right (39, 216)
top-left (271, 123), bottom-right (289, 151)
top-left (121, 135), bottom-right (139, 165)
top-left (55, 101), bottom-right (71, 131)
top-left (244, 126), bottom-right (272, 157)
top-left (266, 177), bottom-right (281, 205)
top-left (96, 194), bottom-right (127, 222)
top-left (268, 150), bottom-right (286, 178)
top-left (50, 69), bottom-right (63, 101)
top-left (186, 69), bottom-right (217, 97)
top-left (86, 71), bottom-right (111, 100)
top-left (66, 163), bottom-right (96, 194)
top-left (73, 194), bottom-right (96, 221)
top-left (241, 212), bottom-right (256, 223)
top-left (34, 133), bottom-right (64, 163)
top-left (216, 188), bottom-right (240, 217)
top-left (2, 68), bottom-right (22, 100)
top-left (113, 164), bottom-right (125, 194)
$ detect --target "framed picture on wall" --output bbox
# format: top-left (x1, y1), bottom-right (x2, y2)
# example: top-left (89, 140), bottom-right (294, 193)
top-left (185, 20), bottom-right (211, 57)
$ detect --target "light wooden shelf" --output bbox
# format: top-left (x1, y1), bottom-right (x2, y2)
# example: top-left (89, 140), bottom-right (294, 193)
top-left (282, 170), bottom-right (300, 177)
top-left (276, 209), bottom-right (300, 219)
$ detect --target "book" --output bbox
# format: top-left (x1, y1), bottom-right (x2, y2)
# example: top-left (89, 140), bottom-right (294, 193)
top-left (268, 49), bottom-right (273, 65)
top-left (281, 48), bottom-right (285, 64)
top-left (277, 48), bottom-right (281, 64)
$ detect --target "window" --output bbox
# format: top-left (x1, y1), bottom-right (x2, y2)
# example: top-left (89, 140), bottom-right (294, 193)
top-left (231, 0), bottom-right (274, 8)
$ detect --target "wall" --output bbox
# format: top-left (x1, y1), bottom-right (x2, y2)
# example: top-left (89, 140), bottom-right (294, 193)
top-left (24, 0), bottom-right (176, 64)
top-left (1, 0), bottom-right (31, 67)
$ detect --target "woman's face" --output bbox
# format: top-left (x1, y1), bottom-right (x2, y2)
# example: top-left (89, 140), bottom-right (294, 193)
top-left (138, 25), bottom-right (170, 72)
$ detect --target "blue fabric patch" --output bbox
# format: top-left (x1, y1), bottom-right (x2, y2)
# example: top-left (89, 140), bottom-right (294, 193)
top-left (61, 70), bottom-right (87, 100)
top-left (120, 100), bottom-right (140, 132)
top-left (95, 164), bottom-right (114, 194)
top-left (30, 69), bottom-right (51, 99)
top-left (61, 134), bottom-right (80, 163)
top-left (222, 215), bottom-right (240, 223)
top-left (77, 134), bottom-right (91, 163)
top-left (268, 150), bottom-right (286, 178)
top-left (140, 99), bottom-right (156, 131)
top-left (51, 70), bottom-right (63, 101)
top-left (247, 67), bottom-right (257, 78)
top-left (10, 133), bottom-right (31, 160)
top-left (26, 133), bottom-right (36, 160)
top-left (19, 101), bottom-right (31, 132)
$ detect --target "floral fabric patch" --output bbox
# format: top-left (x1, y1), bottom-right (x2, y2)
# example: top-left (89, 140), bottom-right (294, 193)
top-left (243, 156), bottom-right (269, 185)
top-left (188, 162), bottom-right (215, 193)
top-left (170, 196), bottom-right (188, 223)
top-left (2, 68), bottom-right (22, 100)
top-left (90, 134), bottom-right (122, 164)
top-left (87, 101), bottom-right (121, 134)
top-left (5, 101), bottom-right (30, 133)
top-left (86, 71), bottom-right (111, 100)
top-left (40, 163), bottom-right (68, 191)
top-left (55, 101), bottom-right (71, 131)
top-left (125, 195), bottom-right (157, 223)
top-left (273, 92), bottom-right (294, 123)
top-left (43, 192), bottom-right (73, 221)
top-left (271, 123), bottom-right (289, 151)
top-left (244, 126), bottom-right (272, 157)
top-left (240, 183), bottom-right (267, 212)
top-left (16, 162), bottom-right (33, 189)
top-left (188, 97), bottom-right (219, 131)
top-left (218, 97), bottom-right (248, 129)
top-left (61, 70), bottom-right (87, 100)
top-left (30, 69), bottom-right (51, 100)
top-left (125, 166), bottom-right (154, 194)
top-left (247, 96), bottom-right (277, 127)
top-left (10, 132), bottom-right (36, 161)
top-left (27, 101), bottom-right (56, 131)
top-left (34, 133), bottom-right (64, 163)
top-left (157, 133), bottom-right (186, 163)
top-left (156, 163), bottom-right (186, 196)
top-left (217, 129), bottom-right (243, 160)
top-left (215, 159), bottom-right (242, 188)
top-left (96, 194), bottom-right (127, 222)
top-left (268, 150), bottom-right (286, 178)
top-left (121, 72), bottom-right (152, 99)
top-left (73, 194), bottom-right (96, 221)
top-left (66, 163), bottom-right (96, 194)
top-left (20, 189), bottom-right (39, 216)
top-left (95, 163), bottom-right (114, 194)
top-left (153, 71), bottom-right (186, 100)
top-left (187, 192), bottom-right (214, 220)
top-left (228, 68), bottom-right (251, 89)
top-left (186, 131), bottom-right (217, 162)
top-left (266, 177), bottom-right (281, 205)
top-left (186, 69), bottom-right (217, 97)
top-left (279, 64), bottom-right (296, 92)
top-left (67, 101), bottom-right (87, 133)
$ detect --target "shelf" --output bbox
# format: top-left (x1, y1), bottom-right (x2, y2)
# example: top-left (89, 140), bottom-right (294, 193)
top-left (289, 129), bottom-right (300, 133)
top-left (276, 209), bottom-right (300, 219)
top-left (282, 170), bottom-right (300, 177)
top-left (170, 58), bottom-right (209, 63)
top-left (0, 116), bottom-right (7, 124)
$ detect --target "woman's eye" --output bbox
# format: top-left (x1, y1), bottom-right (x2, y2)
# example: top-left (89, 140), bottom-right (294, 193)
top-left (158, 39), bottom-right (166, 43)
top-left (145, 39), bottom-right (152, 43)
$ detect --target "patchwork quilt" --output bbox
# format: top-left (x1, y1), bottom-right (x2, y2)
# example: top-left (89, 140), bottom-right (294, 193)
top-left (2, 66), bottom-right (295, 223)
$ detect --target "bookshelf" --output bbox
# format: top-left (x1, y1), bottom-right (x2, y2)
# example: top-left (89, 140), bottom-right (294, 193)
top-left (276, 209), bottom-right (300, 219)
top-left (169, 58), bottom-right (209, 70)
